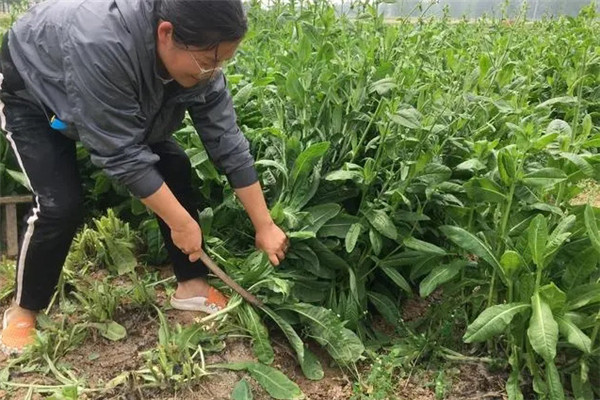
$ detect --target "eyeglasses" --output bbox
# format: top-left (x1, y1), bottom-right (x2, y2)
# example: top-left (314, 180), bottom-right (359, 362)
top-left (187, 45), bottom-right (225, 82)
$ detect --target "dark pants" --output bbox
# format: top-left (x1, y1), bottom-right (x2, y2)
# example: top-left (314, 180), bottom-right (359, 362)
top-left (0, 38), bottom-right (207, 311)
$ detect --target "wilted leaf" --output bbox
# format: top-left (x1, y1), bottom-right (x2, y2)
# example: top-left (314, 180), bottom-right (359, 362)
top-left (90, 321), bottom-right (127, 341)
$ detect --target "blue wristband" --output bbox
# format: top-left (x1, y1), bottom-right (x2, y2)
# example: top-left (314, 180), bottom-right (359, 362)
top-left (50, 116), bottom-right (67, 131)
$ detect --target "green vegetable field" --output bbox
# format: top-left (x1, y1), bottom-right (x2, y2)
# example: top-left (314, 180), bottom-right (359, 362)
top-left (1, 1), bottom-right (599, 398)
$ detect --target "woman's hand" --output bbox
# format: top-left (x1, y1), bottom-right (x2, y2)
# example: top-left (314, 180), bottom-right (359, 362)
top-left (171, 218), bottom-right (204, 262)
top-left (255, 221), bottom-right (289, 266)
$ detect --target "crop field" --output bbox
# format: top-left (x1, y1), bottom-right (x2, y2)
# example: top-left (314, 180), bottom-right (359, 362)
top-left (1, 1), bottom-right (600, 399)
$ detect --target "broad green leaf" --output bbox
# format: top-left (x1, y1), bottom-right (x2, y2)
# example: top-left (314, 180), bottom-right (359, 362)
top-left (231, 379), bottom-right (253, 400)
top-left (582, 134), bottom-right (600, 149)
top-left (582, 114), bottom-right (592, 137)
top-left (262, 307), bottom-right (323, 380)
top-left (285, 70), bottom-right (304, 102)
top-left (301, 349), bottom-right (323, 381)
top-left (345, 223), bottom-right (362, 253)
top-left (562, 248), bottom-right (598, 288)
top-left (325, 170), bottom-right (363, 183)
top-left (255, 159), bottom-right (288, 177)
top-left (539, 283), bottom-right (566, 315)
top-left (545, 361), bottom-right (565, 400)
top-left (571, 365), bottom-right (594, 400)
top-left (419, 260), bottom-right (467, 297)
top-left (380, 265), bottom-right (412, 294)
top-left (463, 303), bottom-right (530, 343)
top-left (528, 215), bottom-right (548, 269)
top-left (546, 119), bottom-right (572, 136)
top-left (584, 204), bottom-right (600, 254)
top-left (90, 321), bottom-right (127, 341)
top-left (506, 368), bottom-right (524, 400)
top-left (290, 142), bottom-right (330, 183)
top-left (215, 362), bottom-right (303, 400)
top-left (369, 228), bottom-right (383, 255)
top-left (288, 231), bottom-right (316, 240)
top-left (455, 158), bottom-right (486, 173)
top-left (479, 53), bottom-right (492, 78)
top-left (365, 209), bottom-right (397, 240)
top-left (464, 177), bottom-right (506, 203)
top-left (556, 315), bottom-right (591, 354)
top-left (302, 203), bottom-right (341, 234)
top-left (316, 41), bottom-right (334, 61)
top-left (440, 226), bottom-right (507, 285)
top-left (104, 240), bottom-right (137, 275)
top-left (560, 153), bottom-right (594, 177)
top-left (528, 293), bottom-right (559, 361)
top-left (239, 305), bottom-right (274, 365)
top-left (527, 202), bottom-right (563, 216)
top-left (306, 239), bottom-right (349, 271)
top-left (6, 169), bottom-right (31, 190)
top-left (389, 107), bottom-right (422, 129)
top-left (409, 254), bottom-right (442, 281)
top-left (295, 243), bottom-right (333, 279)
top-left (535, 97), bottom-right (578, 109)
top-left (198, 207), bottom-right (214, 236)
top-left (500, 250), bottom-right (522, 277)
top-left (567, 283), bottom-right (600, 310)
top-left (140, 219), bottom-right (167, 264)
top-left (522, 168), bottom-right (567, 188)
top-left (368, 291), bottom-right (401, 325)
top-left (544, 215), bottom-right (575, 262)
top-left (497, 146), bottom-right (517, 186)
top-left (417, 163), bottom-right (452, 185)
top-left (232, 83), bottom-right (254, 105)
top-left (403, 237), bottom-right (446, 255)
top-left (154, 305), bottom-right (170, 346)
top-left (319, 214), bottom-right (361, 238)
top-left (363, 158), bottom-right (376, 184)
top-left (308, 239), bottom-right (349, 271)
top-left (369, 77), bottom-right (397, 95)
top-left (282, 303), bottom-right (364, 363)
top-left (130, 198), bottom-right (146, 216)
top-left (533, 133), bottom-right (559, 150)
top-left (289, 164), bottom-right (321, 210)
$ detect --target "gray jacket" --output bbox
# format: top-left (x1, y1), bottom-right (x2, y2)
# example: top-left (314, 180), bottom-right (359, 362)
top-left (8, 0), bottom-right (258, 198)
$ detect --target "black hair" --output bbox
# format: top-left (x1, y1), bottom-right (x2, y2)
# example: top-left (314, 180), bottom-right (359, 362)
top-left (158, 0), bottom-right (248, 49)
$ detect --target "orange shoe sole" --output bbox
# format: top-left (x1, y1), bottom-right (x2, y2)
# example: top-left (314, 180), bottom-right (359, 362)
top-left (0, 308), bottom-right (36, 355)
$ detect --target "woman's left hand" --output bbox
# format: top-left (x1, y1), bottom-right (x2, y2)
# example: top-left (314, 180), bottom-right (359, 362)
top-left (255, 222), bottom-right (289, 266)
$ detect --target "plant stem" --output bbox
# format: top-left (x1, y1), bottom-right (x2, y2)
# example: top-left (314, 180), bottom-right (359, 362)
top-left (350, 99), bottom-right (384, 164)
top-left (589, 309), bottom-right (600, 351)
top-left (500, 183), bottom-right (516, 241)
top-left (486, 270), bottom-right (497, 308)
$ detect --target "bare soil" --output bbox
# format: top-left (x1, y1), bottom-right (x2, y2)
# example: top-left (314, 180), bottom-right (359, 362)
top-left (0, 279), bottom-right (508, 400)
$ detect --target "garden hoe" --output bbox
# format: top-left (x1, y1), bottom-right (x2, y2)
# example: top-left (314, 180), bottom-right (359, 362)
top-left (198, 251), bottom-right (264, 308)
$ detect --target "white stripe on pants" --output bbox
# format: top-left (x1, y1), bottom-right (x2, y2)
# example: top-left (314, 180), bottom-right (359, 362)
top-left (0, 72), bottom-right (42, 305)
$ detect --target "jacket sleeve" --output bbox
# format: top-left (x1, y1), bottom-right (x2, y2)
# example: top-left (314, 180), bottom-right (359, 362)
top-left (62, 24), bottom-right (163, 198)
top-left (188, 73), bottom-right (258, 189)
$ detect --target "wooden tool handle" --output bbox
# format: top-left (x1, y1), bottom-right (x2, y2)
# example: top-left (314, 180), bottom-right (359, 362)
top-left (198, 251), bottom-right (264, 308)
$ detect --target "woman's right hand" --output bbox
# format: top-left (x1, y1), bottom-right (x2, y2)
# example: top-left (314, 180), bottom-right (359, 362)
top-left (171, 218), bottom-right (204, 262)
